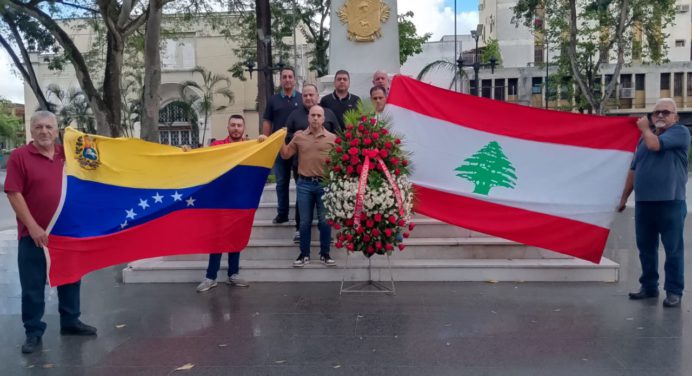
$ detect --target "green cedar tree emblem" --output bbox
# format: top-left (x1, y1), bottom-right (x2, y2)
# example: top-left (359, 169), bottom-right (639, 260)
top-left (454, 141), bottom-right (517, 195)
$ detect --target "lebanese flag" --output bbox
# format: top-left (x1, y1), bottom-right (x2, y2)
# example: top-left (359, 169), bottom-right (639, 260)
top-left (387, 76), bottom-right (640, 263)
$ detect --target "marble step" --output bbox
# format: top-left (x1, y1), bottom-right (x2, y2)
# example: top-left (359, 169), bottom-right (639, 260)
top-left (122, 257), bottom-right (619, 283)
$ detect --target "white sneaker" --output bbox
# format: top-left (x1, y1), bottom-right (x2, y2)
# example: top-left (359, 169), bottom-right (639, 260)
top-left (226, 274), bottom-right (249, 287)
top-left (196, 278), bottom-right (217, 292)
top-left (293, 255), bottom-right (310, 267)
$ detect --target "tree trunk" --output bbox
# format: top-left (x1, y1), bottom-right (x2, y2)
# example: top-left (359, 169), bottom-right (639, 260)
top-left (101, 33), bottom-right (124, 136)
top-left (256, 0), bottom-right (273, 133)
top-left (140, 0), bottom-right (163, 142)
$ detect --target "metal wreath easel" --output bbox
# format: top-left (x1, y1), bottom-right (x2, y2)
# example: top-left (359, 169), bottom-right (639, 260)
top-left (339, 251), bottom-right (396, 295)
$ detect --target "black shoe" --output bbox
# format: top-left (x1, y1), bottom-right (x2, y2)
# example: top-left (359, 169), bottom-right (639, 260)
top-left (272, 216), bottom-right (289, 224)
top-left (320, 255), bottom-right (336, 267)
top-left (61, 321), bottom-right (97, 336)
top-left (292, 231), bottom-right (300, 244)
top-left (21, 336), bottom-right (41, 354)
top-left (663, 293), bottom-right (682, 307)
top-left (628, 289), bottom-right (659, 300)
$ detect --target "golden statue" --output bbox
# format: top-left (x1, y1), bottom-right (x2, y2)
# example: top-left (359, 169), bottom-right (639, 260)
top-left (338, 0), bottom-right (391, 42)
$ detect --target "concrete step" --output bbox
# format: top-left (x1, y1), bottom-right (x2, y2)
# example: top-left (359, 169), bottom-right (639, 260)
top-left (255, 202), bottom-right (443, 222)
top-left (123, 256), bottom-right (619, 283)
top-left (247, 218), bottom-right (493, 239)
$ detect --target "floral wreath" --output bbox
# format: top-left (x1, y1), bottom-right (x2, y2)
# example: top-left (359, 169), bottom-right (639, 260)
top-left (323, 104), bottom-right (415, 257)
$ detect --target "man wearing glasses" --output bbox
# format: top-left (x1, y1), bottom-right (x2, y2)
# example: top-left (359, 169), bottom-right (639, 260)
top-left (619, 98), bottom-right (690, 308)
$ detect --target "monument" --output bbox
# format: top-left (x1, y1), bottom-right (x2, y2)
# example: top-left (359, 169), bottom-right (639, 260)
top-left (320, 0), bottom-right (400, 98)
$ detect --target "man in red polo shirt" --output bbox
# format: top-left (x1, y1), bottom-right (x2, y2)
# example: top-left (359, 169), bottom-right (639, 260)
top-left (4, 111), bottom-right (97, 354)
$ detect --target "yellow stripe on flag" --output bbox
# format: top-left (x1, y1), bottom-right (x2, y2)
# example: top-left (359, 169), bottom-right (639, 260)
top-left (63, 127), bottom-right (285, 189)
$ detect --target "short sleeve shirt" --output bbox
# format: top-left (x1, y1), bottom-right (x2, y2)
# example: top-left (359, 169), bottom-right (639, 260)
top-left (286, 127), bottom-right (336, 177)
top-left (631, 123), bottom-right (690, 201)
top-left (263, 91), bottom-right (302, 134)
top-left (4, 143), bottom-right (65, 239)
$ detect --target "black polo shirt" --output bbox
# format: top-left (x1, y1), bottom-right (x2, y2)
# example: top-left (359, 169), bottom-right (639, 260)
top-left (319, 91), bottom-right (360, 131)
top-left (285, 105), bottom-right (340, 143)
top-left (263, 90), bottom-right (302, 133)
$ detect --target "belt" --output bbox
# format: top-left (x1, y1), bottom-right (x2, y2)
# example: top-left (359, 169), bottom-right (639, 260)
top-left (298, 174), bottom-right (324, 182)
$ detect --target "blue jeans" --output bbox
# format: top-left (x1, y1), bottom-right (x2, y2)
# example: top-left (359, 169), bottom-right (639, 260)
top-left (205, 252), bottom-right (240, 280)
top-left (635, 200), bottom-right (686, 295)
top-left (296, 179), bottom-right (331, 257)
top-left (274, 155), bottom-right (300, 229)
top-left (18, 237), bottom-right (81, 338)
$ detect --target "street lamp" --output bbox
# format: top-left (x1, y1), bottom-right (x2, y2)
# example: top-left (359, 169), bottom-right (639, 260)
top-left (244, 58), bottom-right (286, 80)
top-left (456, 24), bottom-right (497, 96)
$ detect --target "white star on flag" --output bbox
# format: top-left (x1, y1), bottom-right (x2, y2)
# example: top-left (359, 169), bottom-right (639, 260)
top-left (171, 191), bottom-right (183, 201)
top-left (120, 220), bottom-right (128, 229)
top-left (125, 209), bottom-right (137, 220)
top-left (186, 197), bottom-right (196, 207)
top-left (152, 192), bottom-right (164, 203)
top-left (138, 199), bottom-right (150, 210)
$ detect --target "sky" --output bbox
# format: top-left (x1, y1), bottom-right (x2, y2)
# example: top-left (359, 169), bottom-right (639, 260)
top-left (0, 1), bottom-right (479, 104)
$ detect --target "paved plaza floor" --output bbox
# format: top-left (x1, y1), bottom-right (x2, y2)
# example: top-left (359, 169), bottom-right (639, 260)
top-left (0, 189), bottom-right (691, 375)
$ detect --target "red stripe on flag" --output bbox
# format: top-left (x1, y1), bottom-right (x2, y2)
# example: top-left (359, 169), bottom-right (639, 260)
top-left (414, 185), bottom-right (608, 263)
top-left (389, 75), bottom-right (639, 152)
top-left (46, 209), bottom-right (255, 286)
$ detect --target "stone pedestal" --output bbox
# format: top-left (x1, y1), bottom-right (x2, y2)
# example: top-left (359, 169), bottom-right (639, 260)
top-left (322, 0), bottom-right (400, 98)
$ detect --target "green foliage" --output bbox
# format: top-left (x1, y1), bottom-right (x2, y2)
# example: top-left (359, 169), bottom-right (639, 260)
top-left (416, 59), bottom-right (466, 90)
top-left (398, 11), bottom-right (432, 66)
top-left (480, 38), bottom-right (502, 65)
top-left (180, 66), bottom-right (234, 145)
top-left (0, 100), bottom-right (24, 146)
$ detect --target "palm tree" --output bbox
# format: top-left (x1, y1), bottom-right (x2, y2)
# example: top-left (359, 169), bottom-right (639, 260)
top-left (46, 84), bottom-right (95, 133)
top-left (180, 66), bottom-right (234, 146)
top-left (45, 84), bottom-right (74, 129)
top-left (416, 59), bottom-right (467, 91)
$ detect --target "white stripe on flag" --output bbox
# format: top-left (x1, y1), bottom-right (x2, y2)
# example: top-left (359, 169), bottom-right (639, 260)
top-left (389, 105), bottom-right (633, 229)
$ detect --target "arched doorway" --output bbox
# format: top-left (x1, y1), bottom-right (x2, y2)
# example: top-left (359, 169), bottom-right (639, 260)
top-left (158, 101), bottom-right (199, 147)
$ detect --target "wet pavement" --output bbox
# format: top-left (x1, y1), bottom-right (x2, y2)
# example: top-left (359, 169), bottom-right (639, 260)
top-left (0, 190), bottom-right (691, 375)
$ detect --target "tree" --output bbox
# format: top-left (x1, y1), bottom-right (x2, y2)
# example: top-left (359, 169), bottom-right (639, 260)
top-left (0, 99), bottom-right (23, 147)
top-left (398, 11), bottom-right (431, 65)
top-left (416, 59), bottom-right (466, 90)
top-left (179, 66), bottom-right (234, 146)
top-left (480, 38), bottom-right (502, 65)
top-left (292, 0), bottom-right (329, 76)
top-left (454, 141), bottom-right (517, 196)
top-left (512, 0), bottom-right (676, 114)
top-left (45, 84), bottom-right (96, 133)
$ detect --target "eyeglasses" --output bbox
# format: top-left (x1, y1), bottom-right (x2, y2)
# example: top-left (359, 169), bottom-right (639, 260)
top-left (652, 110), bottom-right (674, 117)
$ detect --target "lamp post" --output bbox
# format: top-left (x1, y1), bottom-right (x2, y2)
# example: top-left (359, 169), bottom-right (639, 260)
top-left (456, 24), bottom-right (497, 96)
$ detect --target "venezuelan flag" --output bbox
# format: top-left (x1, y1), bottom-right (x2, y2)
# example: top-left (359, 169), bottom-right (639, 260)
top-left (46, 127), bottom-right (285, 286)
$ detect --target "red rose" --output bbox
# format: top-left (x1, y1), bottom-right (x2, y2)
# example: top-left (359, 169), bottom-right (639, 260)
top-left (342, 154), bottom-right (349, 162)
top-left (384, 141), bottom-right (393, 149)
top-left (385, 243), bottom-right (394, 251)
top-left (366, 220), bottom-right (374, 228)
top-left (337, 234), bottom-right (344, 242)
top-left (402, 159), bottom-right (408, 166)
top-left (345, 219), bottom-right (354, 226)
top-left (363, 129), bottom-right (369, 135)
top-left (398, 219), bottom-right (406, 227)
top-left (327, 219), bottom-right (334, 225)
top-left (372, 229), bottom-right (380, 236)
top-left (394, 138), bottom-right (401, 145)
top-left (346, 166), bottom-right (354, 174)
top-left (335, 242), bottom-right (343, 248)
top-left (379, 149), bottom-right (388, 158)
top-left (334, 223), bottom-right (341, 230)
top-left (384, 228), bottom-right (393, 237)
top-left (350, 139), bottom-right (359, 147)
top-left (398, 244), bottom-right (406, 251)
top-left (356, 226), bottom-right (364, 234)
top-left (361, 116), bottom-right (367, 122)
top-left (346, 233), bottom-right (353, 240)
top-left (367, 246), bottom-right (375, 254)
top-left (374, 213), bottom-right (382, 222)
top-left (381, 128), bottom-right (388, 135)
top-left (403, 232), bottom-right (410, 238)
top-left (325, 158), bottom-right (331, 164)
top-left (372, 132), bottom-right (380, 140)
top-left (364, 138), bottom-right (372, 146)
top-left (375, 241), bottom-right (383, 249)
top-left (363, 234), bottom-right (371, 242)
top-left (333, 165), bottom-right (342, 173)
top-left (357, 164), bottom-right (363, 174)
top-left (358, 124), bottom-right (365, 132)
top-left (348, 147), bottom-right (359, 156)
top-left (346, 124), bottom-right (354, 130)
top-left (335, 146), bottom-right (343, 153)
top-left (390, 157), bottom-right (399, 165)
top-left (395, 168), bottom-right (401, 175)
top-left (345, 132), bottom-right (353, 139)
top-left (409, 222), bottom-right (416, 231)
top-left (370, 118), bottom-right (377, 125)
top-left (376, 163), bottom-right (383, 171)
top-left (347, 243), bottom-right (355, 251)
top-left (335, 137), bottom-right (342, 145)
top-left (388, 215), bottom-right (396, 224)
top-left (350, 157), bottom-right (359, 166)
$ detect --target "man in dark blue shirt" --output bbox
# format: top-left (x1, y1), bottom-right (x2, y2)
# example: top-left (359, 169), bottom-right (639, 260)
top-left (319, 70), bottom-right (360, 131)
top-left (619, 98), bottom-right (690, 308)
top-left (262, 67), bottom-right (302, 227)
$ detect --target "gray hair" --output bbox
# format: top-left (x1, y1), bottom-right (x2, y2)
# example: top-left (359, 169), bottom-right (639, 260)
top-left (302, 83), bottom-right (319, 93)
top-left (30, 110), bottom-right (57, 127)
top-left (655, 98), bottom-right (677, 113)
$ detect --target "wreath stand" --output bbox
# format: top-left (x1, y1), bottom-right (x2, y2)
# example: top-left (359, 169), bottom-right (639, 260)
top-left (339, 251), bottom-right (396, 295)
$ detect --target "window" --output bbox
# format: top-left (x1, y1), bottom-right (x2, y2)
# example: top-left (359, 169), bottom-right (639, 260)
top-left (531, 77), bottom-right (543, 94)
top-left (635, 74), bottom-right (645, 90)
top-left (494, 79), bottom-right (505, 100)
top-left (161, 38), bottom-right (196, 70)
top-left (534, 45), bottom-right (544, 64)
top-left (159, 101), bottom-right (195, 124)
top-left (481, 79), bottom-right (492, 98)
top-left (674, 72), bottom-right (683, 96)
top-left (675, 40), bottom-right (685, 47)
top-left (687, 73), bottom-right (692, 96)
top-left (508, 78), bottom-right (518, 96)
top-left (660, 73), bottom-right (670, 90)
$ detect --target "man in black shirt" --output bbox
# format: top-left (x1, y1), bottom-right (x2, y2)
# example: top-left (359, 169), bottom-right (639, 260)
top-left (319, 70), bottom-right (360, 131)
top-left (262, 67), bottom-right (302, 227)
top-left (286, 84), bottom-right (340, 139)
